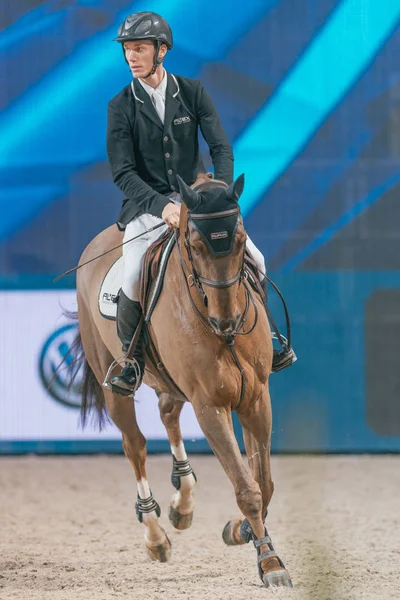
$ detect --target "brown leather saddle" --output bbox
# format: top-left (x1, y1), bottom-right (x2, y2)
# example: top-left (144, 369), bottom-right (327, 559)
top-left (139, 229), bottom-right (176, 319)
top-left (134, 229), bottom-right (185, 396)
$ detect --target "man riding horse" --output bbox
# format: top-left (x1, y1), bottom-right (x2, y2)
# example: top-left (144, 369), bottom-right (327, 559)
top-left (106, 11), bottom-right (295, 396)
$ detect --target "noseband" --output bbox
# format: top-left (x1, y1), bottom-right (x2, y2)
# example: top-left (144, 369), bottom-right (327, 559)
top-left (184, 206), bottom-right (245, 304)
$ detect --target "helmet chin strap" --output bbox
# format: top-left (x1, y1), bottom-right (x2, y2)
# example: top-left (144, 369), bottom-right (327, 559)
top-left (142, 41), bottom-right (163, 79)
top-left (142, 64), bottom-right (157, 79)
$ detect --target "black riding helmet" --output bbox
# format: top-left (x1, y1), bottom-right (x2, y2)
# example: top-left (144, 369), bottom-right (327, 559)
top-left (114, 12), bottom-right (173, 78)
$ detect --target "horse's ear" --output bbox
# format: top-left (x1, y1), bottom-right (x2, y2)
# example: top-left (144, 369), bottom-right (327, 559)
top-left (176, 174), bottom-right (200, 210)
top-left (225, 173), bottom-right (245, 202)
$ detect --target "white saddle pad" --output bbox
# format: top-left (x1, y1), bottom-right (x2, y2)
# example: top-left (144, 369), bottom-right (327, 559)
top-left (98, 256), bottom-right (124, 320)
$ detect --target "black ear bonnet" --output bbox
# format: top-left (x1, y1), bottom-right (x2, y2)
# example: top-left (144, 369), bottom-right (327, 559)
top-left (177, 175), bottom-right (245, 257)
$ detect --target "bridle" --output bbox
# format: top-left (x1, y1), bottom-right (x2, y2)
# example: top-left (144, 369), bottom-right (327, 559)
top-left (176, 182), bottom-right (245, 305)
top-left (181, 182), bottom-right (246, 304)
top-left (175, 181), bottom-right (262, 407)
top-left (185, 206), bottom-right (245, 301)
top-left (176, 181), bottom-right (258, 330)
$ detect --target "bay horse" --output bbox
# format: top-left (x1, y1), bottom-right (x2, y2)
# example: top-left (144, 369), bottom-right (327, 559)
top-left (72, 173), bottom-right (292, 588)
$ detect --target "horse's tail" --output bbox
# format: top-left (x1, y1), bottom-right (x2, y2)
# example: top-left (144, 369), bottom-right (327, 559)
top-left (60, 310), bottom-right (108, 431)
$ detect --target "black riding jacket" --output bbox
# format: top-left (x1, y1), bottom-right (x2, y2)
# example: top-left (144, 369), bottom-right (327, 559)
top-left (106, 72), bottom-right (234, 228)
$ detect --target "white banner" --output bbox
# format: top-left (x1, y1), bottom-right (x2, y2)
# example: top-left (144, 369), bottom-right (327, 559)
top-left (0, 291), bottom-right (204, 442)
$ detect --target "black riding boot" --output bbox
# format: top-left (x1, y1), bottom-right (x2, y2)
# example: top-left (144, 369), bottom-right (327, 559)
top-left (110, 290), bottom-right (145, 396)
top-left (261, 280), bottom-right (297, 373)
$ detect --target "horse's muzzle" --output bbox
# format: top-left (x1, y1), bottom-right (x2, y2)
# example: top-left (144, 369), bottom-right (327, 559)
top-left (208, 315), bottom-right (241, 336)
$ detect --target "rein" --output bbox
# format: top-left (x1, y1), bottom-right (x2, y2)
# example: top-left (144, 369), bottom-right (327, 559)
top-left (53, 222), bottom-right (166, 283)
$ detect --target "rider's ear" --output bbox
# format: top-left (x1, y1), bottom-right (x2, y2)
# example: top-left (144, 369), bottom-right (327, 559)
top-left (176, 174), bottom-right (200, 210)
top-left (225, 173), bottom-right (245, 202)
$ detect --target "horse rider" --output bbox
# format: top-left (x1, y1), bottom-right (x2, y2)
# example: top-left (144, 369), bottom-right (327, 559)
top-left (106, 11), bottom-right (296, 396)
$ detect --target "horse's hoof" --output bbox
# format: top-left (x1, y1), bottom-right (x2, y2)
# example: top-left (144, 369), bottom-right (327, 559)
top-left (168, 504), bottom-right (193, 530)
top-left (145, 534), bottom-right (172, 562)
top-left (222, 519), bottom-right (246, 546)
top-left (262, 569), bottom-right (293, 588)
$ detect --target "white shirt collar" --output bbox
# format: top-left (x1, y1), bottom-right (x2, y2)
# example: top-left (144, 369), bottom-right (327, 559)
top-left (138, 69), bottom-right (167, 99)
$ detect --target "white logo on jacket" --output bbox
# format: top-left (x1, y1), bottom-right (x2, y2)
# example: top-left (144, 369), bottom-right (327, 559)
top-left (174, 116), bottom-right (191, 125)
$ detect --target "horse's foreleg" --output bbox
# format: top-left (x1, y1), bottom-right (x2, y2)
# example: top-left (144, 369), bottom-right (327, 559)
top-left (194, 400), bottom-right (291, 588)
top-left (222, 390), bottom-right (273, 546)
top-left (105, 390), bottom-right (171, 562)
top-left (238, 389), bottom-right (274, 519)
top-left (234, 387), bottom-right (292, 587)
top-left (192, 403), bottom-right (265, 530)
top-left (158, 392), bottom-right (196, 530)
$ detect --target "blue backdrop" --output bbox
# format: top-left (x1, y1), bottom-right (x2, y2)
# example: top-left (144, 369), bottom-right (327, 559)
top-left (1, 0), bottom-right (400, 451)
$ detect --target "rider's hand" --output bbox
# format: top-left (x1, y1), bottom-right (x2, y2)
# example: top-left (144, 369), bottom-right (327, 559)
top-left (162, 202), bottom-right (181, 229)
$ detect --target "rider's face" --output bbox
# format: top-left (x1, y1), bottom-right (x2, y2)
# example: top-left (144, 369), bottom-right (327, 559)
top-left (123, 40), bottom-right (166, 78)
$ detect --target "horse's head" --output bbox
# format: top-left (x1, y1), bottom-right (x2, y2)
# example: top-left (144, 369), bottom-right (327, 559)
top-left (177, 173), bottom-right (247, 336)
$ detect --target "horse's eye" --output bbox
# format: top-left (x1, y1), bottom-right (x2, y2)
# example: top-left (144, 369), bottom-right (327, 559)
top-left (192, 245), bottom-right (201, 256)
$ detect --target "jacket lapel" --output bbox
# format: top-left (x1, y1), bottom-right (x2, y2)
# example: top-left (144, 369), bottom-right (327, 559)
top-left (163, 73), bottom-right (180, 132)
top-left (132, 79), bottom-right (163, 130)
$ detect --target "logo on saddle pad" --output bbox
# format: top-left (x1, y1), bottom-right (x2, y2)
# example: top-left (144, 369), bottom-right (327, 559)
top-left (102, 292), bottom-right (118, 304)
top-left (174, 116), bottom-right (191, 125)
top-left (210, 231), bottom-right (228, 240)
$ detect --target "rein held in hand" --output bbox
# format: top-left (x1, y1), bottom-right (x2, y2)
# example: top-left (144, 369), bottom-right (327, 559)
top-left (53, 222), bottom-right (166, 283)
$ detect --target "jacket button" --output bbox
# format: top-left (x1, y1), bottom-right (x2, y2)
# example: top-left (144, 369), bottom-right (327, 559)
top-left (164, 136), bottom-right (169, 142)
top-left (165, 152), bottom-right (170, 158)
top-left (168, 169), bottom-right (173, 175)
top-left (171, 185), bottom-right (176, 191)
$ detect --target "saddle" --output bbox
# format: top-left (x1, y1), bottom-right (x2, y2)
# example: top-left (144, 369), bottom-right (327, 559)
top-left (139, 229), bottom-right (176, 320)
top-left (97, 230), bottom-right (175, 322)
top-left (136, 229), bottom-right (185, 397)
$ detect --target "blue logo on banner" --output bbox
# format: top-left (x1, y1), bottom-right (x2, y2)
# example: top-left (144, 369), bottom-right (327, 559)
top-left (39, 324), bottom-right (83, 408)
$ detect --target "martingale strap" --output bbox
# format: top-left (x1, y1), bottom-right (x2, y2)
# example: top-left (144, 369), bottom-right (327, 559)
top-left (171, 456), bottom-right (197, 491)
top-left (227, 340), bottom-right (247, 409)
top-left (135, 492), bottom-right (161, 523)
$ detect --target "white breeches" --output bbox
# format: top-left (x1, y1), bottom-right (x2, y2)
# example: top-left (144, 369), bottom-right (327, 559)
top-left (122, 213), bottom-right (169, 301)
top-left (122, 211), bottom-right (266, 302)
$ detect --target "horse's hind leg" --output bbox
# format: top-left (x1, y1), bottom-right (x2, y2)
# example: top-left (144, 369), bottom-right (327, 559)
top-left (78, 300), bottom-right (171, 562)
top-left (158, 392), bottom-right (197, 530)
top-left (104, 389), bottom-right (171, 561)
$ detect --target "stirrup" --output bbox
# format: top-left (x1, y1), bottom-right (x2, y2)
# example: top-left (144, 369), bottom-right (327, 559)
top-left (102, 356), bottom-right (142, 397)
top-left (272, 347), bottom-right (297, 373)
top-left (271, 333), bottom-right (297, 373)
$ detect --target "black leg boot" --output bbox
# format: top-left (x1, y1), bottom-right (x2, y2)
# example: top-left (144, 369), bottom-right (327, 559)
top-left (110, 290), bottom-right (145, 396)
top-left (261, 280), bottom-right (297, 373)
